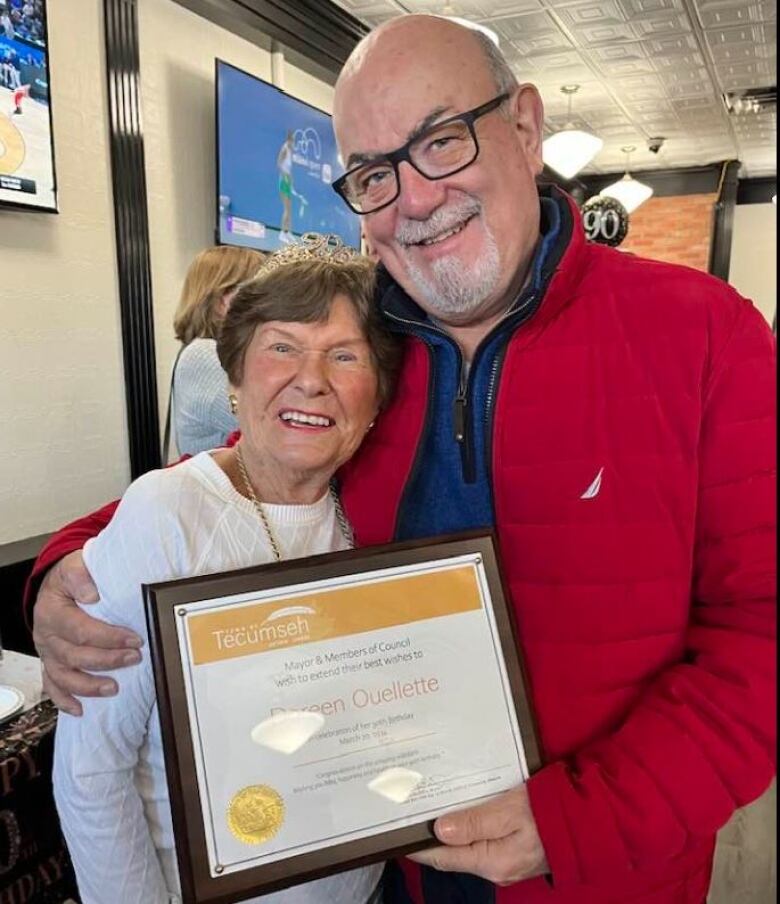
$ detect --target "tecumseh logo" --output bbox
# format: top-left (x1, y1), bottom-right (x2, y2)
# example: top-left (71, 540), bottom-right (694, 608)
top-left (211, 606), bottom-right (314, 651)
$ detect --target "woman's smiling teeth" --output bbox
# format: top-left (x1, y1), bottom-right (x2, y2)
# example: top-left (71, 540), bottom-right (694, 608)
top-left (280, 410), bottom-right (334, 427)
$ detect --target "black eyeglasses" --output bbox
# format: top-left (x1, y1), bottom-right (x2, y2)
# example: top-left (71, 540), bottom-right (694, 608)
top-left (332, 93), bottom-right (510, 215)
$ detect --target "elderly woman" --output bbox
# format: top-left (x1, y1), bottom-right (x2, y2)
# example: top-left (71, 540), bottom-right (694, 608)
top-left (53, 236), bottom-right (400, 904)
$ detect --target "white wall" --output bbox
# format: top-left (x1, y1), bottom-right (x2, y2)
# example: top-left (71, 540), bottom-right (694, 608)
top-left (0, 0), bottom-right (129, 545)
top-left (0, 0), bottom-right (337, 547)
top-left (138, 0), bottom-right (335, 447)
top-left (729, 203), bottom-right (777, 327)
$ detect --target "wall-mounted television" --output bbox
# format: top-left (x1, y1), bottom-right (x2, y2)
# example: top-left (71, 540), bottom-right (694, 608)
top-left (0, 0), bottom-right (57, 212)
top-left (216, 59), bottom-right (359, 252)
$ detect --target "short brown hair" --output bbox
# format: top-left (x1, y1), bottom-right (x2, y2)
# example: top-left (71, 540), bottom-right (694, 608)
top-left (173, 245), bottom-right (266, 344)
top-left (217, 257), bottom-right (401, 409)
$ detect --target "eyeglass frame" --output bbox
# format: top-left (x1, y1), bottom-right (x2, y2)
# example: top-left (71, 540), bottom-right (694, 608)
top-left (332, 92), bottom-right (511, 215)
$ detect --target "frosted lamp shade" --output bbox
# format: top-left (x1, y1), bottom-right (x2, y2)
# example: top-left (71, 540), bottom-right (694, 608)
top-left (600, 175), bottom-right (653, 214)
top-left (543, 130), bottom-right (603, 180)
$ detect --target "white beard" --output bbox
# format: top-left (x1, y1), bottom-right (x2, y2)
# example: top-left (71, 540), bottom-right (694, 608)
top-left (405, 233), bottom-right (500, 319)
top-left (396, 197), bottom-right (501, 319)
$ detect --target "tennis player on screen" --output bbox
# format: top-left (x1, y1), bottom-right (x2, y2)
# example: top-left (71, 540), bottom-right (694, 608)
top-left (277, 130), bottom-right (295, 244)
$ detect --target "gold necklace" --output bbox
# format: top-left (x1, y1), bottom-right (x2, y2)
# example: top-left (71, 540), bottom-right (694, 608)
top-left (234, 444), bottom-right (354, 562)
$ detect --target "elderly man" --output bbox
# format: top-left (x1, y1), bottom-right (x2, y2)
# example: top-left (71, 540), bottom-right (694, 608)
top-left (29, 15), bottom-right (775, 904)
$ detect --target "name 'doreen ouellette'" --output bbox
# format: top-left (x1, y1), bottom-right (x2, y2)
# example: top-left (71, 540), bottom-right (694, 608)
top-left (271, 676), bottom-right (441, 717)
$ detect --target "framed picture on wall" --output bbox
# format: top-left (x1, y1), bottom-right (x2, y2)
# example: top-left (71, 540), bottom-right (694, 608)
top-left (0, 0), bottom-right (58, 212)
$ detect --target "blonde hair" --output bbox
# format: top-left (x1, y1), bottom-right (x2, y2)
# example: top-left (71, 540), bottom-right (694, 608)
top-left (173, 245), bottom-right (265, 344)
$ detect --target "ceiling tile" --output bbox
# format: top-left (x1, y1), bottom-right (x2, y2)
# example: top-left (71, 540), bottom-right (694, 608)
top-left (506, 31), bottom-right (574, 54)
top-left (652, 52), bottom-right (707, 68)
top-left (698, 2), bottom-right (766, 27)
top-left (617, 84), bottom-right (669, 100)
top-left (554, 0), bottom-right (628, 25)
top-left (611, 73), bottom-right (666, 89)
top-left (656, 65), bottom-right (711, 83)
top-left (641, 32), bottom-right (699, 52)
top-left (477, 0), bottom-right (546, 14)
top-left (671, 95), bottom-right (722, 111)
top-left (630, 13), bottom-right (693, 35)
top-left (488, 10), bottom-right (559, 37)
top-left (617, 0), bottom-right (686, 17)
top-left (600, 57), bottom-right (657, 74)
top-left (529, 48), bottom-right (592, 70)
top-left (329, 0), bottom-right (776, 177)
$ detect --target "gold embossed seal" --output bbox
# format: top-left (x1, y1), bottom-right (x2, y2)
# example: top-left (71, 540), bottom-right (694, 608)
top-left (227, 785), bottom-right (285, 845)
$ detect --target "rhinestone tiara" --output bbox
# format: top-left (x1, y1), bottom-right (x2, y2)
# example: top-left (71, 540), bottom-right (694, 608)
top-left (257, 233), bottom-right (362, 277)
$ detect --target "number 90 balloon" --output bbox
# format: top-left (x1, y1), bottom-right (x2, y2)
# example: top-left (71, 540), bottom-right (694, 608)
top-left (581, 195), bottom-right (629, 247)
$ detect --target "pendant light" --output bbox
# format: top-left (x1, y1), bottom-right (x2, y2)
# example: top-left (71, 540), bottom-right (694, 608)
top-left (542, 85), bottom-right (603, 180)
top-left (600, 146), bottom-right (654, 214)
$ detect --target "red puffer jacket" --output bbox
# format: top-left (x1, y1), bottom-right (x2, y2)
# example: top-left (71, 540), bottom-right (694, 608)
top-left (339, 200), bottom-right (777, 902)
top-left (29, 197), bottom-right (776, 904)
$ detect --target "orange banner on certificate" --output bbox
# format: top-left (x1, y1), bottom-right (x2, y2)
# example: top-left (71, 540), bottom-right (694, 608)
top-left (187, 565), bottom-right (482, 665)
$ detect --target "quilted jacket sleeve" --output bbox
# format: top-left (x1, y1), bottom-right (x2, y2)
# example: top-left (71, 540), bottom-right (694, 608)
top-left (526, 298), bottom-right (777, 887)
top-left (24, 499), bottom-right (121, 625)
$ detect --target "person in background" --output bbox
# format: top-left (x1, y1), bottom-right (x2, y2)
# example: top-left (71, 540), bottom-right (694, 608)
top-left (168, 244), bottom-right (264, 457)
top-left (54, 237), bottom-right (399, 904)
top-left (277, 130), bottom-right (295, 244)
top-left (11, 82), bottom-right (27, 115)
top-left (29, 15), bottom-right (776, 904)
top-left (1, 11), bottom-right (13, 39)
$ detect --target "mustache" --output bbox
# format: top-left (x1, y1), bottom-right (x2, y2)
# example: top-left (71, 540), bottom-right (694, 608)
top-left (395, 197), bottom-right (482, 246)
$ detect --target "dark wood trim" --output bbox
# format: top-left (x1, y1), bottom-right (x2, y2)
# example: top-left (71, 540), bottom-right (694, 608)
top-left (708, 160), bottom-right (741, 281)
top-left (737, 177), bottom-right (777, 205)
top-left (170, 0), bottom-right (367, 77)
top-left (538, 166), bottom-right (588, 205)
top-left (577, 163), bottom-right (723, 199)
top-left (104, 0), bottom-right (161, 479)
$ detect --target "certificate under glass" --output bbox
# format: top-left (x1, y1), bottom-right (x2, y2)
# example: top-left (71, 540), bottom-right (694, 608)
top-left (144, 532), bottom-right (540, 904)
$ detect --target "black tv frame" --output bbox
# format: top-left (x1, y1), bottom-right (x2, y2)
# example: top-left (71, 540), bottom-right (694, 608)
top-left (0, 0), bottom-right (59, 214)
top-left (214, 57), bottom-right (354, 251)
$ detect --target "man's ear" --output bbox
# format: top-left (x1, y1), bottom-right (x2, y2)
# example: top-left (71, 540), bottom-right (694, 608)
top-left (508, 84), bottom-right (545, 175)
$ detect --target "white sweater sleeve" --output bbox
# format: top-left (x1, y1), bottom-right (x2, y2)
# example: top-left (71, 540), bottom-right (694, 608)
top-left (53, 472), bottom-right (188, 904)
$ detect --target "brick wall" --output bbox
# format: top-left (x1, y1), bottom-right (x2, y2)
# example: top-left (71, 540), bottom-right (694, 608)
top-left (619, 193), bottom-right (718, 272)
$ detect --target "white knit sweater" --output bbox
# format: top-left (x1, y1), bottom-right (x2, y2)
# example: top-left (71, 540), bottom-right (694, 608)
top-left (53, 453), bottom-right (382, 904)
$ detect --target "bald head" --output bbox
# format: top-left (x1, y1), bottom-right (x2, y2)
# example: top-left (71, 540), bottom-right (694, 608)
top-left (332, 14), bottom-right (545, 338)
top-left (335, 16), bottom-right (513, 132)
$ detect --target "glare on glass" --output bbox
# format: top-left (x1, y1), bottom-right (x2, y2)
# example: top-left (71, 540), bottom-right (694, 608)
top-left (332, 93), bottom-right (509, 215)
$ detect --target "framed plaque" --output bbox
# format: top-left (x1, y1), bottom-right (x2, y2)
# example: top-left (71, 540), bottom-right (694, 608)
top-left (144, 531), bottom-right (541, 904)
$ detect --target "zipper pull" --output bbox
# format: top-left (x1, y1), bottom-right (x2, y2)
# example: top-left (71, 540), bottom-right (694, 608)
top-left (453, 394), bottom-right (466, 442)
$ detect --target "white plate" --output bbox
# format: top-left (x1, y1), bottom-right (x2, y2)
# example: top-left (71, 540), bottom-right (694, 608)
top-left (0, 685), bottom-right (25, 723)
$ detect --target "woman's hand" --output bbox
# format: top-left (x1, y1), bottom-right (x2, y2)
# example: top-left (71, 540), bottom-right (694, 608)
top-left (32, 550), bottom-right (144, 716)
